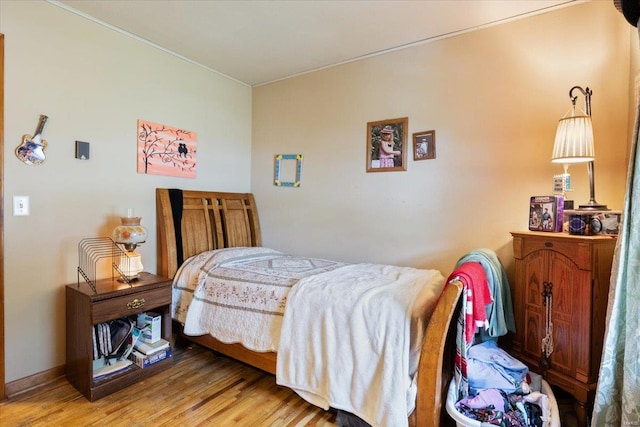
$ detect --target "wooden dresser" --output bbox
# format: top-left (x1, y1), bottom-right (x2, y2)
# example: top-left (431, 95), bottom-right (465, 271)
top-left (509, 231), bottom-right (616, 426)
top-left (66, 273), bottom-right (173, 401)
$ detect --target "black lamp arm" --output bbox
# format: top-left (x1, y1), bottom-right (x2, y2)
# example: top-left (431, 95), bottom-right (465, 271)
top-left (569, 86), bottom-right (592, 116)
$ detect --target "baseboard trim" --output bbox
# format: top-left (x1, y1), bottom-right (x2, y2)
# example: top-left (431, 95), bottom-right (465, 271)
top-left (5, 365), bottom-right (65, 398)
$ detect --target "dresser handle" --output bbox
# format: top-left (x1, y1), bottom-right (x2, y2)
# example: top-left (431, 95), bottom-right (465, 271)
top-left (542, 282), bottom-right (553, 304)
top-left (545, 242), bottom-right (553, 248)
top-left (127, 298), bottom-right (146, 310)
top-left (541, 281), bottom-right (554, 373)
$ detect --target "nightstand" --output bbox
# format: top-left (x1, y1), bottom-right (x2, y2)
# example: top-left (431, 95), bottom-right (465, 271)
top-left (509, 231), bottom-right (616, 426)
top-left (66, 273), bottom-right (173, 401)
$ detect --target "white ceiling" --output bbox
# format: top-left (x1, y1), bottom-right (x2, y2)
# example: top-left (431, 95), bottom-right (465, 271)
top-left (52, 0), bottom-right (579, 87)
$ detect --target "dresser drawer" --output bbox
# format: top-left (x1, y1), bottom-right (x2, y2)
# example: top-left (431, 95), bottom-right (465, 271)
top-left (515, 235), bottom-right (592, 270)
top-left (92, 286), bottom-right (171, 323)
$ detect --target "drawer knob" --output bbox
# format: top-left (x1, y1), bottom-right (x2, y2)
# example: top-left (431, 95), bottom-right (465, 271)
top-left (545, 242), bottom-right (553, 248)
top-left (127, 298), bottom-right (146, 310)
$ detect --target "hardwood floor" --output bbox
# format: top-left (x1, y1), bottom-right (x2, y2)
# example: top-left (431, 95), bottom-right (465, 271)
top-left (0, 345), bottom-right (335, 427)
top-left (1, 344), bottom-right (579, 426)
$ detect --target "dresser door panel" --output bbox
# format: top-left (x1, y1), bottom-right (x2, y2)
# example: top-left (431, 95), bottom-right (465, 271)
top-left (547, 252), bottom-right (575, 375)
top-left (523, 251), bottom-right (545, 362)
top-left (550, 251), bottom-right (591, 380)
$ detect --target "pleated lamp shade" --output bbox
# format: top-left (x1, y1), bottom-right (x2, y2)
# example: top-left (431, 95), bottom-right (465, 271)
top-left (551, 108), bottom-right (595, 164)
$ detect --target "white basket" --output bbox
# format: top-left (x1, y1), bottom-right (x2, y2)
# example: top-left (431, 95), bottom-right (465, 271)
top-left (445, 378), bottom-right (560, 427)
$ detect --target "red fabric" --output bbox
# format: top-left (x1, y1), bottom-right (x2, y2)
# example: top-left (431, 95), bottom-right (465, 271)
top-left (447, 262), bottom-right (492, 343)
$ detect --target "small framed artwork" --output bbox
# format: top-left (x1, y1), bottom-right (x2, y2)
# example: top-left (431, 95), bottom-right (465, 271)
top-left (366, 117), bottom-right (408, 172)
top-left (413, 130), bottom-right (436, 161)
top-left (274, 154), bottom-right (303, 187)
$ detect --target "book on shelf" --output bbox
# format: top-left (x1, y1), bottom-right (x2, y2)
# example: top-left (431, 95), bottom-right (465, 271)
top-left (130, 347), bottom-right (172, 369)
top-left (93, 359), bottom-right (133, 380)
top-left (134, 338), bottom-right (170, 355)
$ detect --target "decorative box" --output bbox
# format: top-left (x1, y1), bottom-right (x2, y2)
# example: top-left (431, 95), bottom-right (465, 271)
top-left (563, 210), bottom-right (622, 235)
top-left (129, 347), bottom-right (172, 369)
top-left (529, 195), bottom-right (564, 232)
top-left (136, 312), bottom-right (161, 343)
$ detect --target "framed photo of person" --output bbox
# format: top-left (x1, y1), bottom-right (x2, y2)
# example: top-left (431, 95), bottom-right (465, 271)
top-left (366, 117), bottom-right (408, 172)
top-left (413, 130), bottom-right (436, 161)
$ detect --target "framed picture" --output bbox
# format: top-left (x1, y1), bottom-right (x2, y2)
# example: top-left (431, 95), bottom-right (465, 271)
top-left (413, 130), bottom-right (436, 161)
top-left (366, 117), bottom-right (408, 172)
top-left (274, 154), bottom-right (303, 187)
top-left (137, 119), bottom-right (197, 178)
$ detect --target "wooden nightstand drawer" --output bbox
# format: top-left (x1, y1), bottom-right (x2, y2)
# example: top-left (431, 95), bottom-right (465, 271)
top-left (92, 286), bottom-right (171, 323)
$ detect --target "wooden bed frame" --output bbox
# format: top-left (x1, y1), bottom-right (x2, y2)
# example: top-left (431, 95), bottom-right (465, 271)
top-left (156, 188), bottom-right (462, 427)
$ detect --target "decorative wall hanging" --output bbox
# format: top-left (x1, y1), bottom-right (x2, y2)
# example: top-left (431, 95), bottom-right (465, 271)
top-left (75, 141), bottom-right (90, 160)
top-left (137, 119), bottom-right (197, 178)
top-left (274, 154), bottom-right (303, 187)
top-left (366, 117), bottom-right (408, 172)
top-left (16, 114), bottom-right (48, 165)
top-left (413, 130), bottom-right (436, 161)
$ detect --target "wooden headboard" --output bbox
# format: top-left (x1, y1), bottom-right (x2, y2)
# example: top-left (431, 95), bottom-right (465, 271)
top-left (156, 188), bottom-right (262, 278)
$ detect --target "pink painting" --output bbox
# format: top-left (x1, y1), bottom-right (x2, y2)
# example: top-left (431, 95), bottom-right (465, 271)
top-left (137, 119), bottom-right (197, 178)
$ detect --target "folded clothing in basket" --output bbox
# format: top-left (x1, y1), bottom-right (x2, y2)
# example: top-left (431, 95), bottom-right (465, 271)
top-left (452, 345), bottom-right (551, 427)
top-left (446, 376), bottom-right (559, 427)
top-left (466, 340), bottom-right (528, 393)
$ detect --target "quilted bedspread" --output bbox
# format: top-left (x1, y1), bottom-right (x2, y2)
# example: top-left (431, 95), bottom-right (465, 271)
top-left (171, 246), bottom-right (346, 352)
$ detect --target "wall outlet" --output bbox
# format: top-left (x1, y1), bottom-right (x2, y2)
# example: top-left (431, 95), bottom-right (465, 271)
top-left (13, 196), bottom-right (30, 216)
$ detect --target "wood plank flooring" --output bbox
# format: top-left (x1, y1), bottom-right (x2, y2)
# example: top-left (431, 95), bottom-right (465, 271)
top-left (0, 345), bottom-right (335, 427)
top-left (1, 344), bottom-right (579, 426)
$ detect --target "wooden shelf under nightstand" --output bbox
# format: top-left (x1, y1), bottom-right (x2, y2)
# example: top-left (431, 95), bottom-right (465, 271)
top-left (66, 273), bottom-right (173, 401)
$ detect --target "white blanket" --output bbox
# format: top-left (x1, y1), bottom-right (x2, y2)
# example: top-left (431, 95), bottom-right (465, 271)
top-left (276, 263), bottom-right (445, 427)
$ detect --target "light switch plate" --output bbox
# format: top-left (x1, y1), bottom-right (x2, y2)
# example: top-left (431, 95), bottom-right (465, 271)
top-left (13, 195), bottom-right (30, 216)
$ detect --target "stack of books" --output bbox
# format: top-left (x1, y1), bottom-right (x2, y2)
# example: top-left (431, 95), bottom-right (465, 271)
top-left (130, 338), bottom-right (172, 368)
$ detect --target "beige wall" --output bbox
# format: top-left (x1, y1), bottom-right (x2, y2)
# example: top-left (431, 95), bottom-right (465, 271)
top-left (0, 0), bottom-right (633, 386)
top-left (252, 1), bottom-right (631, 273)
top-left (1, 1), bottom-right (252, 382)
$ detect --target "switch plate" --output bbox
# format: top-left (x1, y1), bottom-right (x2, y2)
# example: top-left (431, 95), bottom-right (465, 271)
top-left (13, 196), bottom-right (30, 216)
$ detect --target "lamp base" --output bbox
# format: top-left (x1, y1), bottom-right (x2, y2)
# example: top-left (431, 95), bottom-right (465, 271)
top-left (578, 202), bottom-right (609, 211)
top-left (116, 251), bottom-right (144, 282)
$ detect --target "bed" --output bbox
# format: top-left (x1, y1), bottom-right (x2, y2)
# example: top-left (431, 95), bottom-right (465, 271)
top-left (156, 188), bottom-right (462, 427)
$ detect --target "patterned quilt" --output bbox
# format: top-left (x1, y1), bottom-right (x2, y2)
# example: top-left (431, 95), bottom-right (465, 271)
top-left (171, 246), bottom-right (346, 352)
